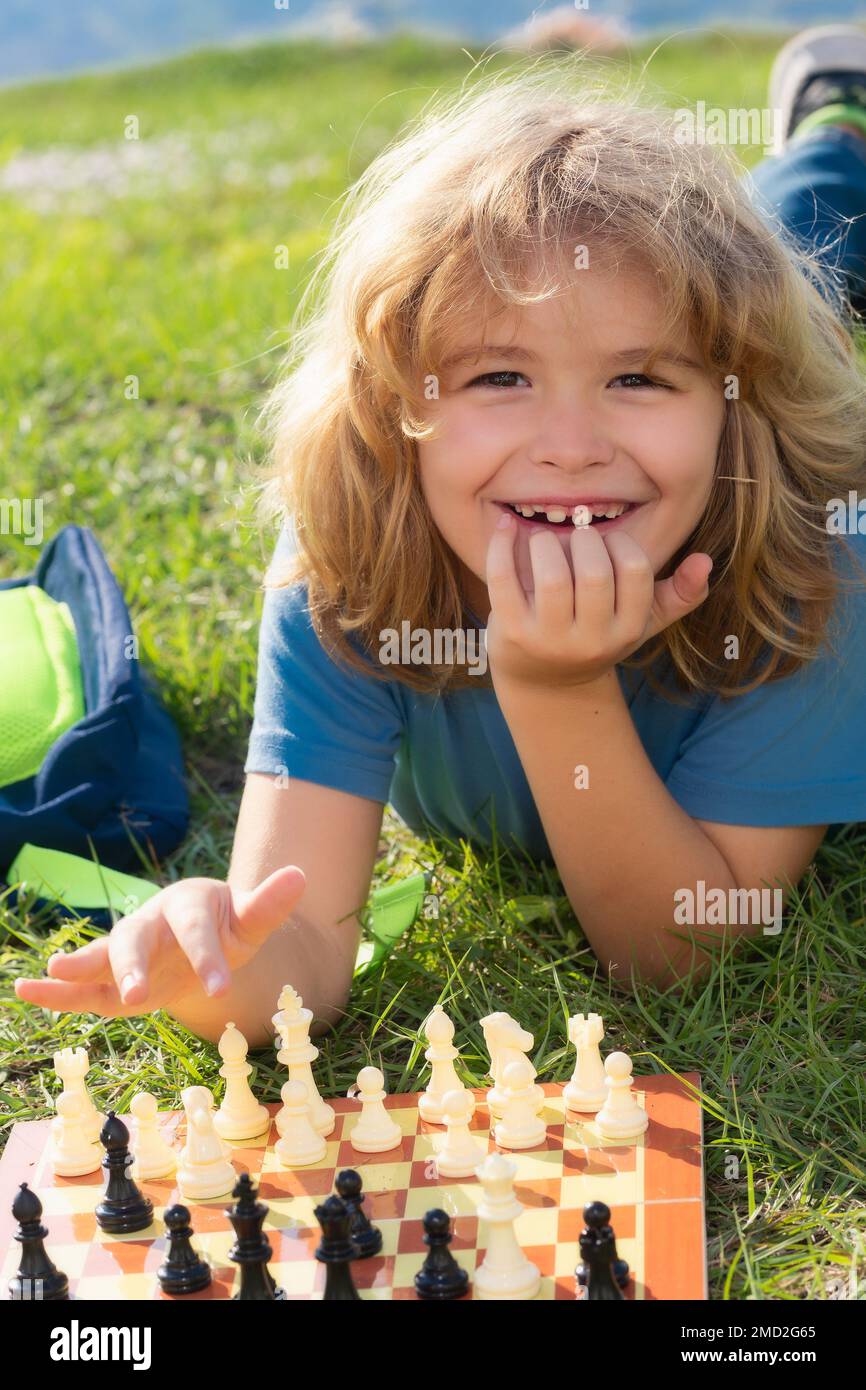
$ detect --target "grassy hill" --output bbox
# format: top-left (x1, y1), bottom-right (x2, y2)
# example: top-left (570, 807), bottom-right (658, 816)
top-left (2, 33), bottom-right (865, 1301)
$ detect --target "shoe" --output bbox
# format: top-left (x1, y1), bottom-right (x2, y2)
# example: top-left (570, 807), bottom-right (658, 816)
top-left (769, 24), bottom-right (866, 156)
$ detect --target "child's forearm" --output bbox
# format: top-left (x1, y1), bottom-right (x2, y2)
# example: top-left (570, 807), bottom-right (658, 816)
top-left (493, 668), bottom-right (741, 984)
top-left (165, 911), bottom-right (359, 1048)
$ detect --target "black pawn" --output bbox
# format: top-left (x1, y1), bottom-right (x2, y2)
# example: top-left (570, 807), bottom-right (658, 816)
top-left (335, 1169), bottom-right (382, 1259)
top-left (157, 1205), bottom-right (212, 1295)
top-left (576, 1201), bottom-right (625, 1301)
top-left (226, 1172), bottom-right (285, 1300)
top-left (576, 1200), bottom-right (629, 1292)
top-left (414, 1209), bottom-right (469, 1301)
top-left (95, 1112), bottom-right (154, 1234)
top-left (314, 1195), bottom-right (360, 1300)
top-left (9, 1184), bottom-right (69, 1301)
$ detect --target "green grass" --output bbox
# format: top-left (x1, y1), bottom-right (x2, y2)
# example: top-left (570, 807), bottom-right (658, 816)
top-left (1, 30), bottom-right (866, 1301)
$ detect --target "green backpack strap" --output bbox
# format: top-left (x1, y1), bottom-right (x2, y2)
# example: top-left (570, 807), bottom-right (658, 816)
top-left (354, 870), bottom-right (428, 976)
top-left (9, 841), bottom-right (425, 973)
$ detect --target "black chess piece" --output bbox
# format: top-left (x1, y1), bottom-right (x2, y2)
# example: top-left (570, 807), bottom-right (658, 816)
top-left (414, 1209), bottom-right (469, 1301)
top-left (226, 1172), bottom-right (286, 1300)
top-left (157, 1204), bottom-right (212, 1295)
top-left (315, 1194), bottom-right (361, 1300)
top-left (95, 1112), bottom-right (154, 1234)
top-left (8, 1184), bottom-right (69, 1301)
top-left (335, 1169), bottom-right (382, 1259)
top-left (576, 1200), bottom-right (625, 1301)
top-left (576, 1200), bottom-right (630, 1292)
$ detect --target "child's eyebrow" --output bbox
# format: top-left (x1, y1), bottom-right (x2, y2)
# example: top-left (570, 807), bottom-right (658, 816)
top-left (441, 344), bottom-right (703, 371)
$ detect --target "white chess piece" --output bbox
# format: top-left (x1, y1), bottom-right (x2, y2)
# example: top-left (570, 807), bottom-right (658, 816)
top-left (53, 1046), bottom-right (105, 1145)
top-left (595, 1052), bottom-right (649, 1140)
top-left (275, 1080), bottom-right (328, 1166)
top-left (418, 1004), bottom-right (475, 1124)
top-left (349, 1066), bottom-right (402, 1153)
top-left (272, 984), bottom-right (335, 1136)
top-left (177, 1085), bottom-right (237, 1199)
top-left (432, 1089), bottom-right (486, 1177)
top-left (49, 1091), bottom-right (101, 1176)
top-left (481, 1014), bottom-right (544, 1118)
top-left (214, 1022), bottom-right (270, 1140)
top-left (473, 1153), bottom-right (541, 1300)
top-left (494, 1060), bottom-right (547, 1150)
top-left (129, 1092), bottom-right (178, 1180)
top-left (563, 1012), bottom-right (607, 1113)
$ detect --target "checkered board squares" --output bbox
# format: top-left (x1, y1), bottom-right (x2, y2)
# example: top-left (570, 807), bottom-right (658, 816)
top-left (0, 1073), bottom-right (706, 1301)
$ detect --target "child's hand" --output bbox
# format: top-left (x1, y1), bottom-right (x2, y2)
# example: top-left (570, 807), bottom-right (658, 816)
top-left (485, 512), bottom-right (713, 690)
top-left (13, 866), bottom-right (306, 1019)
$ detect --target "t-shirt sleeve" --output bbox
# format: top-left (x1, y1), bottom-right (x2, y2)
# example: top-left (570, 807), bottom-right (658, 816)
top-left (244, 533), bottom-right (403, 803)
top-left (665, 537), bottom-right (866, 828)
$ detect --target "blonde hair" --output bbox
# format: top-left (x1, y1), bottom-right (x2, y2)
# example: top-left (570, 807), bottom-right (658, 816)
top-left (258, 61), bottom-right (866, 698)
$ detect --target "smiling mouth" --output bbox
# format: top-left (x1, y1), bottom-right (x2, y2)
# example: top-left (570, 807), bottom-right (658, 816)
top-left (496, 500), bottom-right (640, 529)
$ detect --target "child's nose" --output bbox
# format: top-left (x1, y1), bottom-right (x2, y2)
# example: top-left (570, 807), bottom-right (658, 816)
top-left (527, 395), bottom-right (615, 472)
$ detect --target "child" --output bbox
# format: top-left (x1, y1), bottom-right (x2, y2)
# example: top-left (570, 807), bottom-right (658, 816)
top-left (16, 28), bottom-right (866, 1047)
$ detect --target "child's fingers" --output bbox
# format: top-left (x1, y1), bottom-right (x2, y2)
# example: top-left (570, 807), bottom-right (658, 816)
top-left (14, 975), bottom-right (121, 1015)
top-left (161, 898), bottom-right (233, 997)
top-left (645, 553), bottom-right (713, 639)
top-left (486, 511), bottom-right (530, 622)
top-left (232, 865), bottom-right (306, 949)
top-left (107, 911), bottom-right (163, 1006)
top-left (47, 937), bottom-right (111, 982)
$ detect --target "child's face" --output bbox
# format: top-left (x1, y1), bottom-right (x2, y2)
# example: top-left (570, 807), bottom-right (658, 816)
top-left (416, 265), bottom-right (726, 620)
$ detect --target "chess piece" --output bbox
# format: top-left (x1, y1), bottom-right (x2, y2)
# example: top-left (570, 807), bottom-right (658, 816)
top-left (481, 1013), bottom-right (544, 1118)
top-left (577, 1201), bottom-right (625, 1300)
top-left (473, 1153), bottom-right (541, 1300)
top-left (274, 1080), bottom-right (327, 1166)
top-left (8, 1184), bottom-right (69, 1301)
top-left (129, 1092), bottom-right (177, 1180)
top-left (418, 1004), bottom-right (475, 1124)
top-left (595, 1052), bottom-right (649, 1140)
top-left (432, 1089), bottom-right (486, 1177)
top-left (49, 1090), bottom-right (101, 1177)
top-left (272, 984), bottom-right (336, 1136)
top-left (177, 1086), bottom-right (237, 1200)
top-left (563, 1012), bottom-right (608, 1113)
top-left (494, 1060), bottom-right (548, 1150)
top-left (214, 1023), bottom-right (270, 1141)
top-left (315, 1194), bottom-right (361, 1300)
top-left (157, 1204), bottom-right (212, 1295)
top-left (227, 1173), bottom-right (286, 1300)
top-left (95, 1112), bottom-right (154, 1234)
top-left (576, 1201), bottom-right (629, 1293)
top-left (53, 1045), bottom-right (105, 1145)
top-left (415, 1209), bottom-right (469, 1300)
top-left (335, 1169), bottom-right (382, 1259)
top-left (349, 1066), bottom-right (402, 1153)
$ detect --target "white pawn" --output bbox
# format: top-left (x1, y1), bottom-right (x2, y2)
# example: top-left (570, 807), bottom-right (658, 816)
top-left (563, 1012), bottom-right (607, 1113)
top-left (53, 1046), bottom-right (105, 1145)
top-left (432, 1089), bottom-right (486, 1177)
top-left (272, 985), bottom-right (335, 1136)
top-left (473, 1153), bottom-right (541, 1300)
top-left (418, 1005), bottom-right (475, 1124)
top-left (596, 1052), bottom-right (649, 1140)
top-left (214, 1022), bottom-right (270, 1141)
top-left (50, 1091), bottom-right (101, 1176)
top-left (177, 1085), bottom-right (237, 1200)
top-left (494, 1060), bottom-right (547, 1151)
top-left (275, 1080), bottom-right (327, 1167)
top-left (349, 1066), bottom-right (402, 1153)
top-left (129, 1092), bottom-right (177, 1180)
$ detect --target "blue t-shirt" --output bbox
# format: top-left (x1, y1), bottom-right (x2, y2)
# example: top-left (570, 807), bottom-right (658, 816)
top-left (244, 527), bottom-right (866, 861)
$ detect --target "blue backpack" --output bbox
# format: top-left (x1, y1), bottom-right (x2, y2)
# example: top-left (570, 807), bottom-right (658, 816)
top-left (0, 524), bottom-right (188, 877)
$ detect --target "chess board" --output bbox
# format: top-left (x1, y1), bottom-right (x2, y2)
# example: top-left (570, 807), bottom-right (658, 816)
top-left (0, 1075), bottom-right (707, 1300)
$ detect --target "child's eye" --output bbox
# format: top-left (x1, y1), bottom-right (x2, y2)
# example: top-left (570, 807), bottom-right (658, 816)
top-left (610, 373), bottom-right (668, 390)
top-left (467, 370), bottom-right (529, 389)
